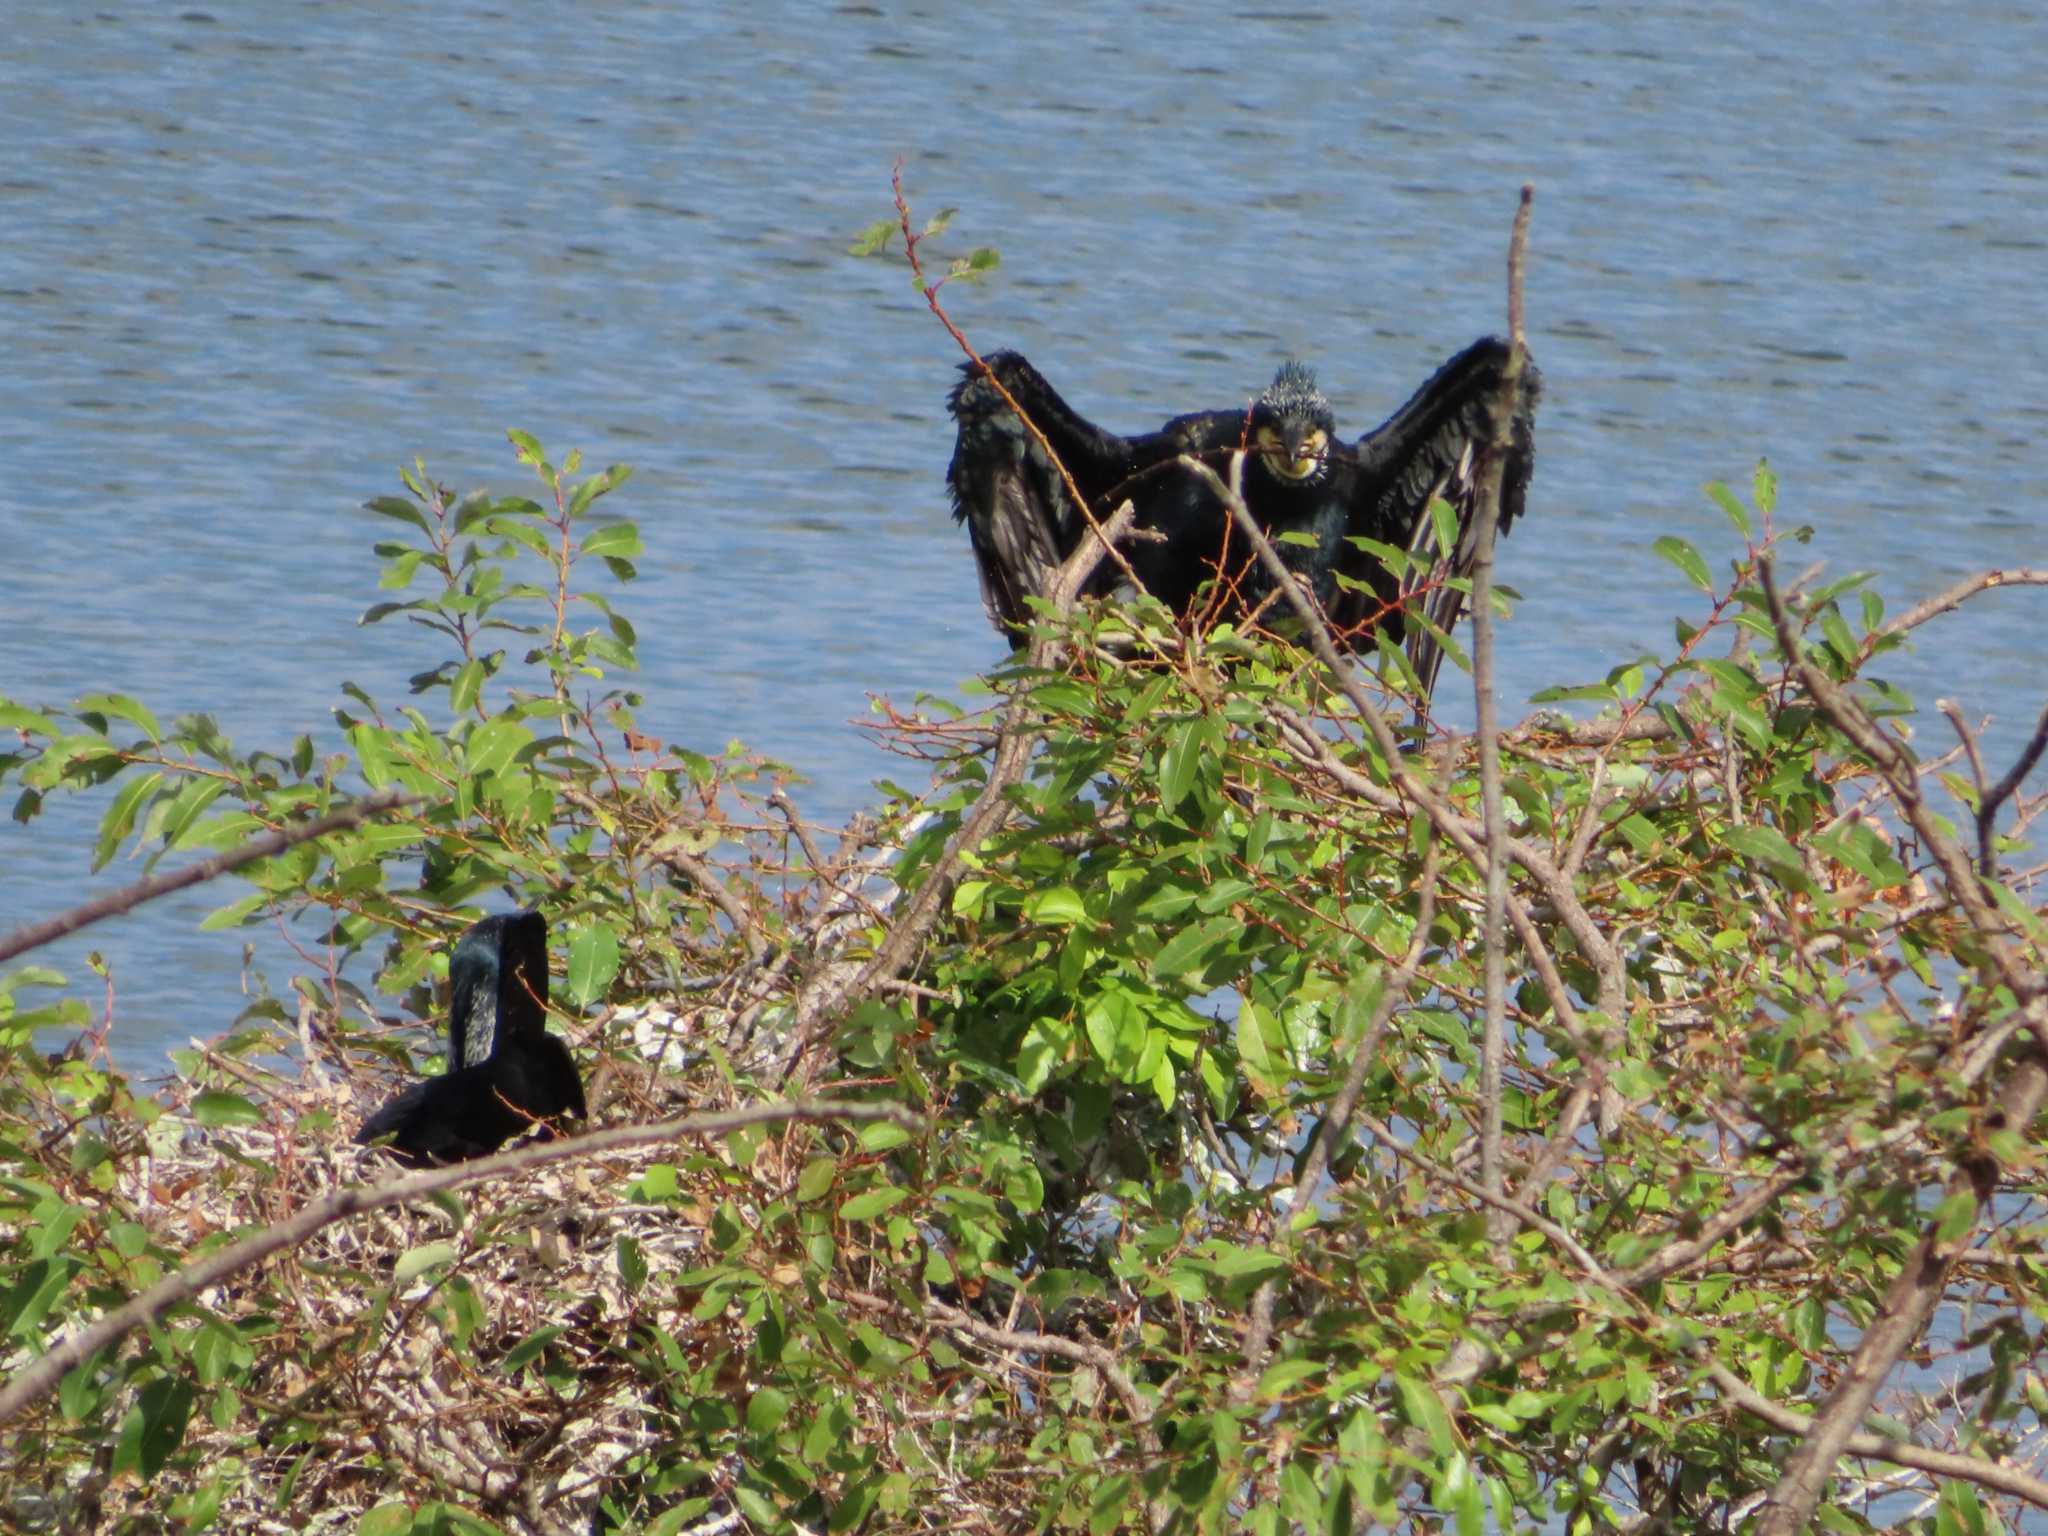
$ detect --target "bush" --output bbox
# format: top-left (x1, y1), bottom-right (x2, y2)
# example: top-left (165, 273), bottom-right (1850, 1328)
top-left (1, 444), bottom-right (2045, 1530)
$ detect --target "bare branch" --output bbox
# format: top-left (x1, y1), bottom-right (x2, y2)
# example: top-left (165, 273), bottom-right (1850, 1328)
top-left (1866, 567), bottom-right (2048, 656)
top-left (1706, 1358), bottom-right (2048, 1513)
top-left (1753, 1008), bottom-right (2048, 1536)
top-left (0, 790), bottom-right (415, 966)
top-left (1979, 700), bottom-right (2048, 878)
top-left (779, 500), bottom-right (1147, 1081)
top-left (1475, 185), bottom-right (1535, 1246)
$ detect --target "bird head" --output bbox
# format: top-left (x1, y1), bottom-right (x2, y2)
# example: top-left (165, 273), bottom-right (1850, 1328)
top-left (448, 910), bottom-right (550, 1067)
top-left (448, 919), bottom-right (505, 1069)
top-left (1250, 360), bottom-right (1335, 483)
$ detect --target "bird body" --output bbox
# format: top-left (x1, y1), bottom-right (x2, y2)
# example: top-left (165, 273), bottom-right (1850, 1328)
top-left (355, 1033), bottom-right (584, 1166)
top-left (946, 339), bottom-right (1540, 695)
top-left (356, 910), bottom-right (585, 1167)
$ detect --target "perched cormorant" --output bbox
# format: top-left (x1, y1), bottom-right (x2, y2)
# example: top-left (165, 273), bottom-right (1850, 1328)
top-left (946, 339), bottom-right (1540, 695)
top-left (356, 911), bottom-right (586, 1166)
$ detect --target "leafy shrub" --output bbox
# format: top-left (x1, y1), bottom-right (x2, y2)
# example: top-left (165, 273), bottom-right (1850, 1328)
top-left (1, 433), bottom-right (2044, 1536)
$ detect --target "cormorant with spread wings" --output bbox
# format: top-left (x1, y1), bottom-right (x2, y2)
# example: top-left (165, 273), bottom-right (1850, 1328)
top-left (946, 338), bottom-right (1539, 695)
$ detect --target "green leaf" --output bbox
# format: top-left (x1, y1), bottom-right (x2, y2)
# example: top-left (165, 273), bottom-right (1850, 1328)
top-left (111, 1376), bottom-right (194, 1481)
top-left (1025, 887), bottom-right (1088, 927)
top-left (1159, 720), bottom-right (1202, 814)
top-left (74, 692), bottom-right (163, 742)
top-left (1256, 1358), bottom-right (1324, 1399)
top-left (564, 923), bottom-right (621, 1007)
top-left (1429, 496), bottom-right (1458, 561)
top-left (449, 658), bottom-right (486, 715)
top-left (395, 1242), bottom-right (460, 1283)
top-left (363, 495), bottom-right (430, 532)
top-left (157, 778), bottom-right (228, 854)
top-left (617, 1236), bottom-right (648, 1295)
top-left (747, 1386), bottom-right (791, 1435)
top-left (1812, 823), bottom-right (1909, 888)
top-left (92, 771), bottom-right (162, 871)
top-left (0, 700), bottom-right (62, 736)
top-left (796, 1159), bottom-right (838, 1203)
top-left (500, 1325), bottom-right (565, 1375)
top-left (464, 718), bottom-right (534, 777)
top-left (1652, 535), bottom-right (1712, 593)
top-left (838, 1187), bottom-right (907, 1222)
top-left (199, 891), bottom-right (269, 932)
top-left (5, 1257), bottom-right (80, 1339)
top-left (580, 523), bottom-right (643, 559)
top-left (1394, 1373), bottom-right (1456, 1457)
top-left (1235, 999), bottom-right (1286, 1103)
top-left (1934, 1190), bottom-right (1977, 1244)
top-left (1706, 480), bottom-right (1751, 537)
top-left (847, 218), bottom-right (895, 256)
top-left (1722, 825), bottom-right (1804, 872)
top-left (191, 1091), bottom-right (264, 1128)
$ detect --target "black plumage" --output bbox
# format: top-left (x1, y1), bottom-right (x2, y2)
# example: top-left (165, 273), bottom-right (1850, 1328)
top-left (356, 911), bottom-right (586, 1166)
top-left (946, 339), bottom-right (1540, 695)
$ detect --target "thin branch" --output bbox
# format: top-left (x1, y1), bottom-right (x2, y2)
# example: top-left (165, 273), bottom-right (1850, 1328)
top-left (0, 790), bottom-right (415, 966)
top-left (1752, 1010), bottom-right (2048, 1536)
top-left (0, 1099), bottom-right (922, 1425)
top-left (658, 846), bottom-right (770, 964)
top-left (779, 500), bottom-right (1146, 1080)
top-left (1864, 567), bottom-right (2048, 657)
top-left (919, 1295), bottom-right (1152, 1426)
top-left (1979, 701), bottom-right (2048, 879)
top-left (1475, 184), bottom-right (1534, 1247)
top-left (1705, 1359), bottom-right (2048, 1513)
top-left (1759, 558), bottom-right (2029, 990)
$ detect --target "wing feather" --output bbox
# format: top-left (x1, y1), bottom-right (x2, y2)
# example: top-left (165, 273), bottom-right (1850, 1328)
top-left (947, 352), bottom-right (1250, 639)
top-left (1340, 338), bottom-right (1541, 697)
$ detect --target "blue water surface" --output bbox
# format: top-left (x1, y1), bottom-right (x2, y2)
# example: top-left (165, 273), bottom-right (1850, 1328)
top-left (1, 1), bottom-right (2042, 1065)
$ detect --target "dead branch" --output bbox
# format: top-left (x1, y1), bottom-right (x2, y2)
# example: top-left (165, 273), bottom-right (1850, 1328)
top-left (0, 790), bottom-right (414, 966)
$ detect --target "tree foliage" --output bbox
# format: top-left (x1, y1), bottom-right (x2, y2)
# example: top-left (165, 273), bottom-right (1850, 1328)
top-left (2, 398), bottom-right (2047, 1531)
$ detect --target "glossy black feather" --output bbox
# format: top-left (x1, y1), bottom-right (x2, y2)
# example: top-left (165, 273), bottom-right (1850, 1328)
top-left (945, 352), bottom-right (1249, 631)
top-left (945, 340), bottom-right (1541, 696)
top-left (356, 1034), bottom-right (585, 1167)
top-left (446, 910), bottom-right (550, 1069)
top-left (357, 910), bottom-right (583, 1167)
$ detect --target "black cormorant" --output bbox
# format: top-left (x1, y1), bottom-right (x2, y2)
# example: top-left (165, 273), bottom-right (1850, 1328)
top-left (946, 339), bottom-right (1539, 695)
top-left (356, 911), bottom-right (586, 1166)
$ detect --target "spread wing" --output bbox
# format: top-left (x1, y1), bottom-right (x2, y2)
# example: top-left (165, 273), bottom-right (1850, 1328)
top-left (1337, 337), bottom-right (1541, 698)
top-left (946, 351), bottom-right (1247, 640)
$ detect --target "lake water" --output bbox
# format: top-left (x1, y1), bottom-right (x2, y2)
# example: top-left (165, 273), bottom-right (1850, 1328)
top-left (1, 1), bottom-right (2042, 1068)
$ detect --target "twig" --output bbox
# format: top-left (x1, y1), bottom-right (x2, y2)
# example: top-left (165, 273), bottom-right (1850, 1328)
top-left (0, 1099), bottom-right (922, 1424)
top-left (1705, 1358), bottom-right (2048, 1513)
top-left (0, 790), bottom-right (415, 966)
top-left (658, 846), bottom-right (770, 964)
top-left (1474, 185), bottom-right (1534, 1247)
top-left (917, 1296), bottom-right (1152, 1426)
top-left (1978, 701), bottom-right (2048, 879)
top-left (1864, 567), bottom-right (2048, 658)
top-left (1759, 559), bottom-right (2027, 987)
top-left (778, 500), bottom-right (1146, 1081)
